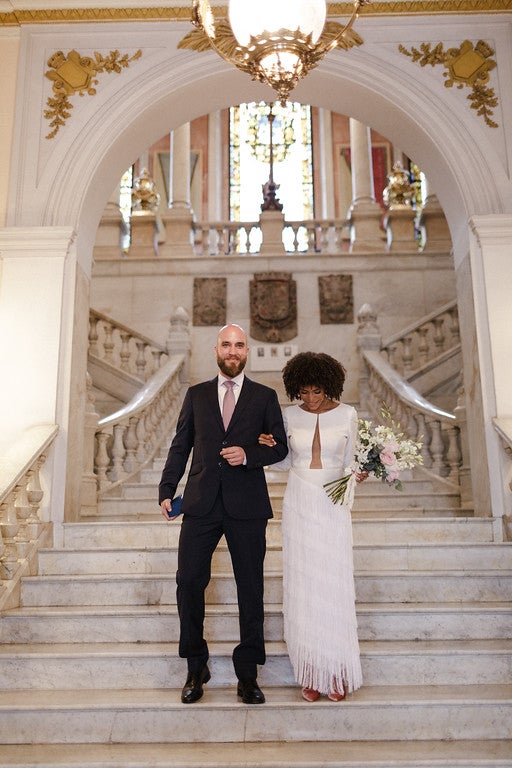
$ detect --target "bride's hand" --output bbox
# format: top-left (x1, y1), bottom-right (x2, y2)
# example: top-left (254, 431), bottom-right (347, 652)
top-left (258, 433), bottom-right (276, 447)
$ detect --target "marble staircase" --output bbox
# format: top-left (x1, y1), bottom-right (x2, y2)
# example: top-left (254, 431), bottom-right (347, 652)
top-left (0, 463), bottom-right (511, 767)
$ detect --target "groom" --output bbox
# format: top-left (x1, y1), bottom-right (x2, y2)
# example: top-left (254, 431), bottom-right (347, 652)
top-left (159, 323), bottom-right (288, 704)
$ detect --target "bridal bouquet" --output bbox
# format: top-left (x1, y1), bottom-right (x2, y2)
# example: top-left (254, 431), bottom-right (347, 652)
top-left (324, 407), bottom-right (424, 505)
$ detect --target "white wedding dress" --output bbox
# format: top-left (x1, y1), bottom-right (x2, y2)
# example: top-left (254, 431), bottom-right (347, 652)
top-left (277, 402), bottom-right (363, 695)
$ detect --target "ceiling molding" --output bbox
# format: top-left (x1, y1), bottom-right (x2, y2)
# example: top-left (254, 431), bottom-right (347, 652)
top-left (1, 1), bottom-right (510, 28)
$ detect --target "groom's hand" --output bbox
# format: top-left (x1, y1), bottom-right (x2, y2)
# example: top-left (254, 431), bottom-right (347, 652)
top-left (220, 446), bottom-right (246, 466)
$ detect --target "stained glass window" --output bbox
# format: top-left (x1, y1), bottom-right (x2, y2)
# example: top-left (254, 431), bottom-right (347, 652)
top-left (229, 101), bottom-right (313, 251)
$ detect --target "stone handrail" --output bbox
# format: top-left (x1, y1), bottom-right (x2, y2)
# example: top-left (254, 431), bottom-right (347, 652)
top-left (493, 417), bottom-right (512, 539)
top-left (0, 424), bottom-right (58, 589)
top-left (192, 217), bottom-right (349, 256)
top-left (381, 300), bottom-right (460, 376)
top-left (361, 348), bottom-right (462, 484)
top-left (89, 309), bottom-right (168, 381)
top-left (94, 353), bottom-right (185, 496)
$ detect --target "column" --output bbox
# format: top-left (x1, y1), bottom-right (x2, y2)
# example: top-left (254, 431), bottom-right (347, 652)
top-left (347, 118), bottom-right (384, 251)
top-left (160, 122), bottom-right (194, 257)
top-left (467, 215), bottom-right (512, 537)
top-left (318, 108), bottom-right (335, 220)
top-left (0, 226), bottom-right (89, 541)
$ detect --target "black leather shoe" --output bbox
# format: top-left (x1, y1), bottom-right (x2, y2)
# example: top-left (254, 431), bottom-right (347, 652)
top-left (181, 665), bottom-right (211, 704)
top-left (237, 678), bottom-right (265, 704)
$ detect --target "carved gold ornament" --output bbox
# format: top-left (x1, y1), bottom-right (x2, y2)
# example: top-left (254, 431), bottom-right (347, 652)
top-left (399, 39), bottom-right (498, 128)
top-left (44, 48), bottom-right (142, 139)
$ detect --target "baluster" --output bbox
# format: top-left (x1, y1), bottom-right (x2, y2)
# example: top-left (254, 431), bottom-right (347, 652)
top-left (429, 419), bottom-right (445, 474)
top-left (135, 341), bottom-right (148, 378)
top-left (102, 321), bottom-right (115, 364)
top-left (415, 414), bottom-right (431, 467)
top-left (445, 425), bottom-right (461, 481)
top-left (151, 349), bottom-right (162, 375)
top-left (27, 458), bottom-right (46, 538)
top-left (123, 416), bottom-right (139, 474)
top-left (432, 318), bottom-right (446, 352)
top-left (88, 315), bottom-right (100, 357)
top-left (417, 326), bottom-right (430, 366)
top-left (386, 344), bottom-right (398, 368)
top-left (14, 481), bottom-right (32, 558)
top-left (119, 330), bottom-right (132, 372)
top-left (109, 424), bottom-right (126, 483)
top-left (135, 417), bottom-right (146, 464)
top-left (449, 308), bottom-right (460, 344)
top-left (1, 491), bottom-right (20, 579)
top-left (401, 336), bottom-right (414, 374)
top-left (95, 431), bottom-right (111, 491)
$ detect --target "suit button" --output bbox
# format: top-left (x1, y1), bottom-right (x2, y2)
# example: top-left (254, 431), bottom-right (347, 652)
top-left (222, 440), bottom-right (227, 446)
top-left (218, 462), bottom-right (222, 467)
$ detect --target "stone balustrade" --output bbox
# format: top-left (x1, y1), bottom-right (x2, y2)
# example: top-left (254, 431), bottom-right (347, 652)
top-left (357, 303), bottom-right (465, 487)
top-left (0, 425), bottom-right (58, 599)
top-left (191, 217), bottom-right (350, 256)
top-left (94, 354), bottom-right (185, 496)
top-left (381, 301), bottom-right (460, 377)
top-left (363, 349), bottom-right (462, 482)
top-left (89, 309), bottom-right (168, 380)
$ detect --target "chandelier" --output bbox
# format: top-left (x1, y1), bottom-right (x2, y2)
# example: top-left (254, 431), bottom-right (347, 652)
top-left (179, 0), bottom-right (371, 105)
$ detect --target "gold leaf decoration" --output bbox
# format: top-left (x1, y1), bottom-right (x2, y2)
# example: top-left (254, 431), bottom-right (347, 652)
top-left (44, 48), bottom-right (142, 139)
top-left (399, 39), bottom-right (498, 128)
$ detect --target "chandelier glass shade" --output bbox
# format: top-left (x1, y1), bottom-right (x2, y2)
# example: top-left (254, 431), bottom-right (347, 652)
top-left (182, 0), bottom-right (369, 104)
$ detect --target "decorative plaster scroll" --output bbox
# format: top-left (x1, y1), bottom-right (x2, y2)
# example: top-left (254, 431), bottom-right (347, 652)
top-left (44, 48), bottom-right (142, 139)
top-left (399, 39), bottom-right (498, 128)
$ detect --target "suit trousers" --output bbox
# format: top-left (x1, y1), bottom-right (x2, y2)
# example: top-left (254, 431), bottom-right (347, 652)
top-left (176, 490), bottom-right (267, 680)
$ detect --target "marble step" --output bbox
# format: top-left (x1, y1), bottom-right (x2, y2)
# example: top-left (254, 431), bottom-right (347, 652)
top-left (1, 739), bottom-right (511, 768)
top-left (36, 542), bottom-right (512, 576)
top-left (1, 640), bottom-right (511, 689)
top-left (62, 517), bottom-right (496, 548)
top-left (2, 602), bottom-right (511, 643)
top-left (104, 490), bottom-right (460, 514)
top-left (0, 685), bottom-right (509, 744)
top-left (19, 570), bottom-right (512, 606)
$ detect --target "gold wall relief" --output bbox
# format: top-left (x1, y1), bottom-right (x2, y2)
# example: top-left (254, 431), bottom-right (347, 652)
top-left (44, 48), bottom-right (142, 139)
top-left (399, 39), bottom-right (498, 128)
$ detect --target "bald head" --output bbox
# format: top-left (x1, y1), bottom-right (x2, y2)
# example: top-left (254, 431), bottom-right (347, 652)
top-left (215, 324), bottom-right (249, 378)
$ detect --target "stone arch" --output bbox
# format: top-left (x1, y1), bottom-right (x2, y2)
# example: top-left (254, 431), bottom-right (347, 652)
top-left (22, 44), bottom-right (506, 266)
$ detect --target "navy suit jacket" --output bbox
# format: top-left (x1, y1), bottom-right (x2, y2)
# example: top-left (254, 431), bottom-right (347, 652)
top-left (158, 376), bottom-right (288, 519)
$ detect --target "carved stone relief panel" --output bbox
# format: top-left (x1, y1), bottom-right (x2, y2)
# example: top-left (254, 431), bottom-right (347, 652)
top-left (318, 274), bottom-right (354, 324)
top-left (250, 272), bottom-right (297, 342)
top-left (193, 277), bottom-right (227, 326)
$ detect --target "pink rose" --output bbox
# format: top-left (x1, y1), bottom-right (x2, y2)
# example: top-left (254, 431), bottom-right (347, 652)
top-left (380, 449), bottom-right (397, 467)
top-left (386, 470), bottom-right (400, 482)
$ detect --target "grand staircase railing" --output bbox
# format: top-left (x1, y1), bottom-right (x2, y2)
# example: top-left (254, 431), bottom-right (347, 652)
top-left (0, 424), bottom-right (58, 606)
top-left (94, 353), bottom-right (185, 497)
top-left (357, 303), bottom-right (467, 492)
top-left (89, 309), bottom-right (168, 380)
top-left (381, 300), bottom-right (460, 377)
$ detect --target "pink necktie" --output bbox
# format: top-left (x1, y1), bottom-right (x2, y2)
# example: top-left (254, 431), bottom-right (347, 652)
top-left (222, 380), bottom-right (235, 430)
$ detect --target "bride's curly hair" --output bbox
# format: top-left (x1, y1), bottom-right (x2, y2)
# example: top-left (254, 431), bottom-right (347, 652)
top-left (282, 352), bottom-right (346, 401)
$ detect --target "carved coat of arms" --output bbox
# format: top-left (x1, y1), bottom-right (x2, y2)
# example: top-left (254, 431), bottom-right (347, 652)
top-left (250, 272), bottom-right (297, 343)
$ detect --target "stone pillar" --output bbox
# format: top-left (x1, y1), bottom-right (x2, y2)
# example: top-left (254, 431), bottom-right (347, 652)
top-left (0, 227), bottom-right (89, 542)
top-left (166, 306), bottom-right (191, 384)
top-left (418, 193), bottom-right (452, 252)
top-left (81, 372), bottom-right (99, 517)
top-left (259, 211), bottom-right (286, 256)
top-left (347, 119), bottom-right (384, 251)
top-left (93, 184), bottom-right (123, 258)
top-left (208, 111), bottom-right (222, 222)
top-left (356, 303), bottom-right (382, 417)
top-left (129, 168), bottom-right (160, 257)
top-left (466, 215), bottom-right (512, 537)
top-left (318, 108), bottom-right (335, 220)
top-left (382, 161), bottom-right (418, 252)
top-left (161, 123), bottom-right (194, 257)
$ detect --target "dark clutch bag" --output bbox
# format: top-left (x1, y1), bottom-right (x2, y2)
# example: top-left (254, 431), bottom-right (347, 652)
top-left (167, 494), bottom-right (183, 519)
